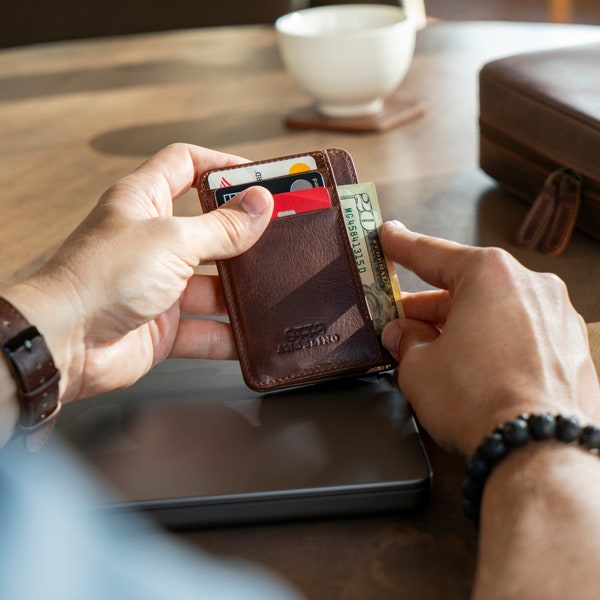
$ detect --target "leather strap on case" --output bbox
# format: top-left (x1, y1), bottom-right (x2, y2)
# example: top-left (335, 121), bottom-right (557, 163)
top-left (542, 169), bottom-right (581, 255)
top-left (515, 170), bottom-right (557, 249)
top-left (0, 297), bottom-right (61, 451)
top-left (515, 167), bottom-right (582, 256)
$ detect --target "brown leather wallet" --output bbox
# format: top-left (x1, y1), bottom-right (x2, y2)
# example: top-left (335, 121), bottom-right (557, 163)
top-left (198, 148), bottom-right (395, 391)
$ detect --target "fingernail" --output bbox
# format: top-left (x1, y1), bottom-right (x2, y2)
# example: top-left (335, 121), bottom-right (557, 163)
top-left (239, 187), bottom-right (271, 217)
top-left (381, 321), bottom-right (402, 353)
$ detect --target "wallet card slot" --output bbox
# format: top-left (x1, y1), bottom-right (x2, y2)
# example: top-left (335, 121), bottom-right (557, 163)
top-left (200, 167), bottom-right (340, 215)
top-left (200, 151), bottom-right (336, 207)
top-left (217, 207), bottom-right (387, 391)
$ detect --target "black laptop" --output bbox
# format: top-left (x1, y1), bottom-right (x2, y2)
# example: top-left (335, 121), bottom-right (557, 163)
top-left (58, 359), bottom-right (432, 528)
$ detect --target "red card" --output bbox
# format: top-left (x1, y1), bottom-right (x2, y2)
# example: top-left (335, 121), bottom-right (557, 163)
top-left (272, 187), bottom-right (331, 219)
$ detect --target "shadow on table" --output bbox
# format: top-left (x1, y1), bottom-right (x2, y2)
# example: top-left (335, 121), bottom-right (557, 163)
top-left (0, 62), bottom-right (197, 102)
top-left (0, 46), bottom-right (282, 102)
top-left (90, 113), bottom-right (290, 157)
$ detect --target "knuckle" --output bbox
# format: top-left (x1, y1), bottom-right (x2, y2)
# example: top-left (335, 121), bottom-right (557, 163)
top-left (206, 321), bottom-right (233, 360)
top-left (459, 245), bottom-right (518, 282)
top-left (475, 246), bottom-right (515, 271)
top-left (539, 271), bottom-right (570, 304)
top-left (540, 270), bottom-right (566, 290)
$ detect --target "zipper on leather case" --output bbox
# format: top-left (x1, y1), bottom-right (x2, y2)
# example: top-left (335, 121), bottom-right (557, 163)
top-left (480, 125), bottom-right (600, 253)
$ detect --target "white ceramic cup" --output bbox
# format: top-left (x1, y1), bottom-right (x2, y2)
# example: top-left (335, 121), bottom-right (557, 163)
top-left (275, 4), bottom-right (416, 119)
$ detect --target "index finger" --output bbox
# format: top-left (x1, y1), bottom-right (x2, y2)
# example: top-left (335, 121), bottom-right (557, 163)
top-left (380, 220), bottom-right (477, 292)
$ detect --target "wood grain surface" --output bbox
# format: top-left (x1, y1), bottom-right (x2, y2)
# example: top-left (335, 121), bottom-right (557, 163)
top-left (2, 20), bottom-right (600, 599)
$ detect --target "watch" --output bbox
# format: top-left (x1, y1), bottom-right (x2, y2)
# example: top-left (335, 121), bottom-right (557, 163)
top-left (0, 296), bottom-right (61, 451)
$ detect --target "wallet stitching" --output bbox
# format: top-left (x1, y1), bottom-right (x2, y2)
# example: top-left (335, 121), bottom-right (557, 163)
top-left (248, 358), bottom-right (389, 389)
top-left (327, 148), bottom-right (359, 184)
top-left (219, 216), bottom-right (384, 389)
top-left (323, 150), bottom-right (380, 355)
top-left (328, 171), bottom-right (382, 364)
top-left (202, 149), bottom-right (386, 391)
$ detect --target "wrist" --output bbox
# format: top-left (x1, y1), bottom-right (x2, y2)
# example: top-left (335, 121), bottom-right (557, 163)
top-left (0, 292), bottom-right (66, 450)
top-left (0, 357), bottom-right (20, 446)
top-left (481, 440), bottom-right (600, 524)
top-left (463, 378), bottom-right (600, 457)
top-left (473, 442), bottom-right (600, 599)
top-left (463, 413), bottom-right (600, 524)
top-left (1, 274), bottom-right (84, 403)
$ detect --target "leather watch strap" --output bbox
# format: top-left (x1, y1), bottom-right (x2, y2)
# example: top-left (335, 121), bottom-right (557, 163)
top-left (0, 296), bottom-right (61, 451)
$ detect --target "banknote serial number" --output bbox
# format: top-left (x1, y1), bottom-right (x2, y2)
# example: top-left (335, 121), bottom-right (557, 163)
top-left (343, 192), bottom-right (376, 274)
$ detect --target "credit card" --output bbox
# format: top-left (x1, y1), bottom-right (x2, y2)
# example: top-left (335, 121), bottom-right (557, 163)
top-left (272, 187), bottom-right (331, 219)
top-left (215, 171), bottom-right (325, 206)
top-left (207, 155), bottom-right (318, 189)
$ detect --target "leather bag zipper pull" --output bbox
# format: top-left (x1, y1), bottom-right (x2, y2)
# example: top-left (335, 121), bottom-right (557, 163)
top-left (515, 167), bottom-right (582, 255)
top-left (515, 169), bottom-right (561, 249)
top-left (541, 168), bottom-right (582, 255)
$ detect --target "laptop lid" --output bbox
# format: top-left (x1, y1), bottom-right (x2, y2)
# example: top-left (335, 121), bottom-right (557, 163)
top-left (58, 359), bottom-right (431, 528)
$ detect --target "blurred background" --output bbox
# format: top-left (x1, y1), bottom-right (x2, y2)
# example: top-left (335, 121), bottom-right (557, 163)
top-left (2, 0), bottom-right (600, 48)
top-left (425, 0), bottom-right (599, 23)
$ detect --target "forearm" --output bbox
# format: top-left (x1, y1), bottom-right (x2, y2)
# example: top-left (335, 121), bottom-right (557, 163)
top-left (473, 444), bottom-right (600, 599)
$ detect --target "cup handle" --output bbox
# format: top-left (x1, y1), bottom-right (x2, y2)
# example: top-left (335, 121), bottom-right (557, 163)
top-left (401, 0), bottom-right (428, 29)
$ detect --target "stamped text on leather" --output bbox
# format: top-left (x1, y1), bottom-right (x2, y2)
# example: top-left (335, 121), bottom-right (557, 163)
top-left (276, 322), bottom-right (341, 354)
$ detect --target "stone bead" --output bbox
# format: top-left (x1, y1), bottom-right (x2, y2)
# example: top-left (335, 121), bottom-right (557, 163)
top-left (580, 425), bottom-right (600, 449)
top-left (480, 432), bottom-right (508, 462)
top-left (555, 415), bottom-right (582, 442)
top-left (502, 417), bottom-right (529, 447)
top-left (528, 413), bottom-right (556, 440)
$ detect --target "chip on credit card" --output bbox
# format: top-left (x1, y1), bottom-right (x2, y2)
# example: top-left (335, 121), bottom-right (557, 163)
top-left (215, 171), bottom-right (325, 205)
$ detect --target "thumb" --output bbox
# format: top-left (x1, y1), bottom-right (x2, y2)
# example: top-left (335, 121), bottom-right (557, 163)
top-left (192, 186), bottom-right (274, 262)
top-left (382, 318), bottom-right (440, 363)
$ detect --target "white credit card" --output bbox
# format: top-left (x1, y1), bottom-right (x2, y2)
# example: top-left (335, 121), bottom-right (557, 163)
top-left (207, 155), bottom-right (318, 189)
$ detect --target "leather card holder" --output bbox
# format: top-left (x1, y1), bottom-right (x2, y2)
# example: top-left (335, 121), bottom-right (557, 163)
top-left (198, 148), bottom-right (395, 391)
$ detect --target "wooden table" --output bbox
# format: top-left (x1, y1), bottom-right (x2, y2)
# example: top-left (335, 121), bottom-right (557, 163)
top-left (2, 20), bottom-right (600, 600)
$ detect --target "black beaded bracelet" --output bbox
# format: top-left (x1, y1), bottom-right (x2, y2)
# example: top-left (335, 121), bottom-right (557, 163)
top-left (462, 413), bottom-right (600, 524)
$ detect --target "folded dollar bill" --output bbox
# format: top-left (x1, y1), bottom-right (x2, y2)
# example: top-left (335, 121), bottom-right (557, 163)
top-left (338, 182), bottom-right (404, 334)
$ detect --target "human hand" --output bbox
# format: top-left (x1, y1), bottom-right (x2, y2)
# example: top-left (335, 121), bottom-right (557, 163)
top-left (3, 144), bottom-right (273, 403)
top-left (380, 221), bottom-right (600, 456)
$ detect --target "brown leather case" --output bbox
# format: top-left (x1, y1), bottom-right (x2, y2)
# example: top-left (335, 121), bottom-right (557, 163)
top-left (479, 43), bottom-right (600, 255)
top-left (198, 148), bottom-right (395, 392)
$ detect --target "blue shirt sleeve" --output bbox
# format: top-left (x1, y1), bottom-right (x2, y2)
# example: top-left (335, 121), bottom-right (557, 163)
top-left (0, 438), bottom-right (303, 600)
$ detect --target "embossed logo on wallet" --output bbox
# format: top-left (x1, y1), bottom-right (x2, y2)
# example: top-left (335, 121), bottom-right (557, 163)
top-left (276, 322), bottom-right (340, 354)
